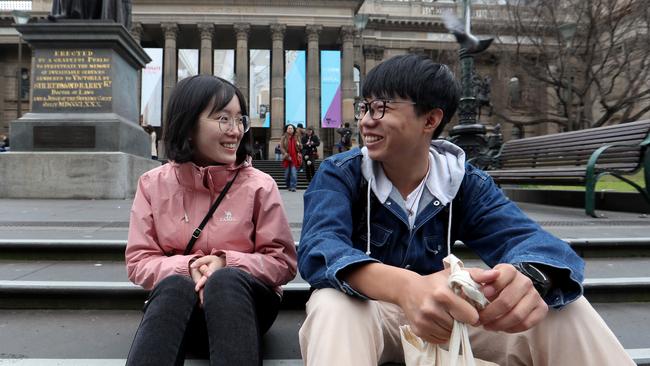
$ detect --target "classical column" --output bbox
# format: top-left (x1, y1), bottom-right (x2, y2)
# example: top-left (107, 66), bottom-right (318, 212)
top-left (198, 23), bottom-right (214, 75)
top-left (270, 24), bottom-right (286, 157)
top-left (234, 23), bottom-right (250, 104)
top-left (162, 22), bottom-right (178, 128)
top-left (364, 46), bottom-right (376, 75)
top-left (306, 24), bottom-right (322, 148)
top-left (341, 26), bottom-right (355, 131)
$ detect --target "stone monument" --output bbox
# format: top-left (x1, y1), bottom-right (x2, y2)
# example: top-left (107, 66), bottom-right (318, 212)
top-left (0, 21), bottom-right (158, 199)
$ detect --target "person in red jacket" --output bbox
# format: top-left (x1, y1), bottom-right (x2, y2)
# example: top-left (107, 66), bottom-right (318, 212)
top-left (280, 124), bottom-right (302, 191)
top-left (125, 75), bottom-right (297, 366)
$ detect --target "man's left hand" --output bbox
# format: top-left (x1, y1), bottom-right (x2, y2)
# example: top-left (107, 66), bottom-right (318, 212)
top-left (478, 263), bottom-right (548, 333)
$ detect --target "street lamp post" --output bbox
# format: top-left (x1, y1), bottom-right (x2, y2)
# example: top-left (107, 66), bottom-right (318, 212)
top-left (12, 10), bottom-right (30, 119)
top-left (447, 0), bottom-right (494, 164)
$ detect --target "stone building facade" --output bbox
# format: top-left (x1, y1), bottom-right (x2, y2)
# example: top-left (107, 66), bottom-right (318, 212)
top-left (0, 0), bottom-right (565, 156)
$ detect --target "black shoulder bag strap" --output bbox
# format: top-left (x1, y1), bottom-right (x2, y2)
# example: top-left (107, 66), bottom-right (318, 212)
top-left (183, 169), bottom-right (240, 255)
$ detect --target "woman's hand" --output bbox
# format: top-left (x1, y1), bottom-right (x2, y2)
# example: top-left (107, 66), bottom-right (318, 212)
top-left (189, 255), bottom-right (226, 303)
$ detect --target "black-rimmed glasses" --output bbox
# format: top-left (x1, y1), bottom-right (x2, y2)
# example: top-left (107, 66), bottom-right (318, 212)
top-left (354, 99), bottom-right (417, 120)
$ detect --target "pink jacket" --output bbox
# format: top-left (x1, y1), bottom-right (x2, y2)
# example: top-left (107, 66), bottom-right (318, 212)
top-left (125, 159), bottom-right (297, 293)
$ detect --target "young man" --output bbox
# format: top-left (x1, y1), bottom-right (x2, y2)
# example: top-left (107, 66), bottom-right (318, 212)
top-left (297, 54), bottom-right (633, 365)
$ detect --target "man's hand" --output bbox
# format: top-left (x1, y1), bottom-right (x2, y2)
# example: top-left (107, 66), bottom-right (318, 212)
top-left (398, 268), bottom-right (499, 344)
top-left (189, 255), bottom-right (226, 304)
top-left (478, 263), bottom-right (549, 333)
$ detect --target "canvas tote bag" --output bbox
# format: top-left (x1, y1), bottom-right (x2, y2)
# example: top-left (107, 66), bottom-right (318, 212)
top-left (399, 254), bottom-right (499, 366)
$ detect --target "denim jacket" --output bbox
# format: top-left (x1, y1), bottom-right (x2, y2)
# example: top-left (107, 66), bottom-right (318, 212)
top-left (298, 146), bottom-right (584, 308)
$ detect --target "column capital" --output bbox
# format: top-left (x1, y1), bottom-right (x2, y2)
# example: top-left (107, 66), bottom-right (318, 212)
top-left (161, 22), bottom-right (178, 40)
top-left (234, 23), bottom-right (250, 41)
top-left (374, 46), bottom-right (385, 61)
top-left (305, 24), bottom-right (322, 43)
top-left (340, 25), bottom-right (355, 43)
top-left (130, 22), bottom-right (144, 41)
top-left (270, 23), bottom-right (286, 41)
top-left (198, 23), bottom-right (215, 41)
top-left (363, 45), bottom-right (375, 58)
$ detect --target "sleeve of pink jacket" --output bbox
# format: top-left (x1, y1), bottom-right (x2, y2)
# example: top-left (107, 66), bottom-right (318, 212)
top-left (125, 175), bottom-right (197, 290)
top-left (216, 178), bottom-right (297, 288)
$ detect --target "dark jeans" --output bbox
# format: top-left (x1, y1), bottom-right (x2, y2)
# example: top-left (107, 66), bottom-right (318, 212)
top-left (126, 268), bottom-right (281, 366)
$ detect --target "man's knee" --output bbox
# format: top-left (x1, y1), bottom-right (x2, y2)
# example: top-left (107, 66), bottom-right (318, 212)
top-left (305, 288), bottom-right (374, 324)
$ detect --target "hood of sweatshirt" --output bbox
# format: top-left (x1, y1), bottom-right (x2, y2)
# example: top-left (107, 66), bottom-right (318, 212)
top-left (360, 139), bottom-right (466, 206)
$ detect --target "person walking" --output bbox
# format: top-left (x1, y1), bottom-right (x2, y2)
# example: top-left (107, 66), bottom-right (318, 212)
top-left (280, 124), bottom-right (301, 191)
top-left (300, 127), bottom-right (320, 183)
top-left (125, 75), bottom-right (297, 366)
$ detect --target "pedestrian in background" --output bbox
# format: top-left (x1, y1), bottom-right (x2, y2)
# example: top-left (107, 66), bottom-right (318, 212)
top-left (274, 143), bottom-right (282, 161)
top-left (301, 127), bottom-right (320, 183)
top-left (125, 75), bottom-right (297, 366)
top-left (280, 124), bottom-right (301, 192)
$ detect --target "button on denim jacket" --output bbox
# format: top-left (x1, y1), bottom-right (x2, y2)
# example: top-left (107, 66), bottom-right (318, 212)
top-left (298, 148), bottom-right (584, 308)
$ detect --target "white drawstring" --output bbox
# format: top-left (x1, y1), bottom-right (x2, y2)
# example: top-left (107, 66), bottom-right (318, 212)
top-left (447, 200), bottom-right (453, 256)
top-left (366, 178), bottom-right (372, 255)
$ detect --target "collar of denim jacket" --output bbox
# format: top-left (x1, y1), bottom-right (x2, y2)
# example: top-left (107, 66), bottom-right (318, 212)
top-left (360, 139), bottom-right (465, 206)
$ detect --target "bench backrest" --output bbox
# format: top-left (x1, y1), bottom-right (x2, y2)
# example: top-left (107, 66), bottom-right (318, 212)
top-left (496, 120), bottom-right (650, 170)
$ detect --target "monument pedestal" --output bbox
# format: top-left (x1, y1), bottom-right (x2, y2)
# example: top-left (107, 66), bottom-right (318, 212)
top-left (2, 22), bottom-right (158, 199)
top-left (0, 152), bottom-right (155, 199)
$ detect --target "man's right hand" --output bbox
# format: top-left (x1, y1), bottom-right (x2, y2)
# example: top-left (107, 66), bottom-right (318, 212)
top-left (398, 268), bottom-right (499, 344)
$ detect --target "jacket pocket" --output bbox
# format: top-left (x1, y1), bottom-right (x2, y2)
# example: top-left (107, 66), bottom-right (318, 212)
top-left (424, 235), bottom-right (444, 256)
top-left (359, 223), bottom-right (393, 247)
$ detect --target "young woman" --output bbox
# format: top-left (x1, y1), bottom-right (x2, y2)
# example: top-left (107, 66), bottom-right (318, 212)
top-left (125, 75), bottom-right (297, 366)
top-left (280, 124), bottom-right (301, 192)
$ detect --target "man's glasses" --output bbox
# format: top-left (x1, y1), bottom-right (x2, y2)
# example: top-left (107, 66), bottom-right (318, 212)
top-left (209, 115), bottom-right (250, 133)
top-left (354, 99), bottom-right (417, 120)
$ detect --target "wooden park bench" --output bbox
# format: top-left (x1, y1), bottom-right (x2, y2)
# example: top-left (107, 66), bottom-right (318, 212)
top-left (485, 119), bottom-right (650, 217)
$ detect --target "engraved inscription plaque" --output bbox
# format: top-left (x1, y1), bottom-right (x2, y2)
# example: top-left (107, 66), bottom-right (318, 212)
top-left (32, 48), bottom-right (113, 113)
top-left (33, 126), bottom-right (96, 149)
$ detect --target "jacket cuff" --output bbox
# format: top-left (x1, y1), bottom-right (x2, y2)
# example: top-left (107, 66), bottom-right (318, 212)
top-left (507, 255), bottom-right (584, 308)
top-left (176, 254), bottom-right (199, 278)
top-left (328, 254), bottom-right (380, 299)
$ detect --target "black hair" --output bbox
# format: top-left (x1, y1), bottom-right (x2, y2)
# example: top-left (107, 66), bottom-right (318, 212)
top-left (163, 75), bottom-right (252, 164)
top-left (296, 123), bottom-right (304, 129)
top-left (362, 54), bottom-right (460, 138)
top-left (283, 124), bottom-right (296, 135)
top-left (344, 122), bottom-right (350, 128)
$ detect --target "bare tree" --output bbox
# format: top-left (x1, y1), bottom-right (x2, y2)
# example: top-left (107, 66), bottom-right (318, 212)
top-left (500, 0), bottom-right (650, 130)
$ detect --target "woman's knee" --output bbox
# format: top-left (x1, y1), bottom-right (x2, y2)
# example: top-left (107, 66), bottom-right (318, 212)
top-left (150, 274), bottom-right (198, 303)
top-left (203, 267), bottom-right (251, 294)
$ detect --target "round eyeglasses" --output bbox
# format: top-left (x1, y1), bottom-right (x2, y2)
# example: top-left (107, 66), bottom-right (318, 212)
top-left (211, 115), bottom-right (250, 133)
top-left (354, 99), bottom-right (417, 120)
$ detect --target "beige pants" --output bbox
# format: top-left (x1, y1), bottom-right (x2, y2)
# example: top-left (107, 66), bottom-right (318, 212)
top-left (299, 288), bottom-right (635, 366)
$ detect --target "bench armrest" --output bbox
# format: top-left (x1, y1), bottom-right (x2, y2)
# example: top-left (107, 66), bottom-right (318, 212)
top-left (586, 142), bottom-right (643, 177)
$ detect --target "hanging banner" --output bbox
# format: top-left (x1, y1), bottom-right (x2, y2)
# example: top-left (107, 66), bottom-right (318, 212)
top-left (250, 50), bottom-right (270, 128)
top-left (214, 50), bottom-right (235, 84)
top-left (178, 49), bottom-right (199, 81)
top-left (285, 50), bottom-right (306, 127)
top-left (140, 48), bottom-right (162, 127)
top-left (320, 50), bottom-right (342, 128)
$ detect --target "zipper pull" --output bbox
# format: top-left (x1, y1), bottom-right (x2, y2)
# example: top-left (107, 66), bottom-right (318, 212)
top-left (183, 212), bottom-right (189, 223)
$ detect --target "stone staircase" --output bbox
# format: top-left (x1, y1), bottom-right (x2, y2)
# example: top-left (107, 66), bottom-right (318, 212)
top-left (252, 159), bottom-right (321, 190)
top-left (1, 194), bottom-right (650, 365)
top-left (1, 236), bottom-right (650, 365)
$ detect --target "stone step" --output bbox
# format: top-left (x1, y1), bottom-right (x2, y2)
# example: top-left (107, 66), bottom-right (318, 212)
top-left (1, 258), bottom-right (650, 309)
top-left (1, 238), bottom-right (649, 260)
top-left (0, 361), bottom-right (303, 366)
top-left (0, 305), bottom-right (648, 364)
